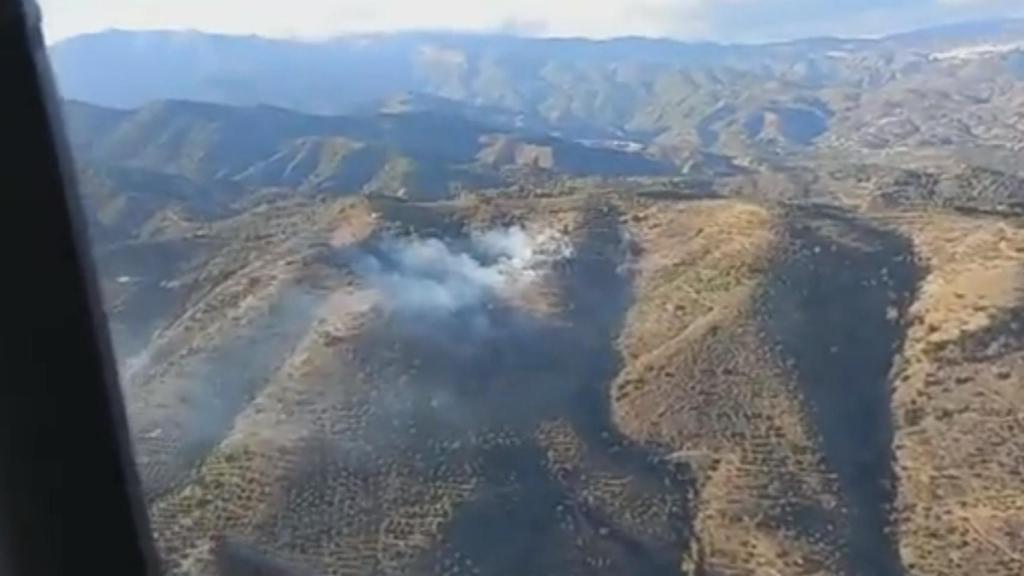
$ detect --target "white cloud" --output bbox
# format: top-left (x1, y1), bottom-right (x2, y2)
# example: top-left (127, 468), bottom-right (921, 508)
top-left (38, 0), bottom-right (714, 42)
top-left (36, 0), bottom-right (1024, 43)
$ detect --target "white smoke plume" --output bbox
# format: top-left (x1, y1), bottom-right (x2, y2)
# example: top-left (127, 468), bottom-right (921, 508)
top-left (355, 226), bottom-right (572, 314)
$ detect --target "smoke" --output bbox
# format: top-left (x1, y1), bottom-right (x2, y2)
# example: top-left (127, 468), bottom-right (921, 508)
top-left (353, 226), bottom-right (571, 315)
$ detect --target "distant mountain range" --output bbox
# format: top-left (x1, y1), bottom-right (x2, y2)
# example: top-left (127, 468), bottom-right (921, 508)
top-left (67, 98), bottom-right (672, 187)
top-left (65, 98), bottom-right (676, 243)
top-left (58, 18), bottom-right (1024, 249)
top-left (51, 20), bottom-right (1024, 173)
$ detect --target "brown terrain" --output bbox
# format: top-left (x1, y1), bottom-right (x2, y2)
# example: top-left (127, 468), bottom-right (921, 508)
top-left (886, 213), bottom-right (1024, 576)
top-left (89, 181), bottom-right (1024, 576)
top-left (121, 195), bottom-right (692, 575)
top-left (55, 19), bottom-right (1024, 576)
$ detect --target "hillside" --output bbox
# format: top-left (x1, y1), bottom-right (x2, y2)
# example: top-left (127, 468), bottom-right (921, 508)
top-left (89, 188), bottom-right (1024, 576)
top-left (53, 18), bottom-right (1024, 576)
top-left (65, 99), bottom-right (671, 206)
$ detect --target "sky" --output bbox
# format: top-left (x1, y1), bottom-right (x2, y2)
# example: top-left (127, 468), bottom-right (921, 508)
top-left (38, 0), bottom-right (1024, 43)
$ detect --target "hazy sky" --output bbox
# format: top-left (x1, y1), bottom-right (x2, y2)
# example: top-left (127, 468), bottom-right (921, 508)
top-left (38, 0), bottom-right (1024, 43)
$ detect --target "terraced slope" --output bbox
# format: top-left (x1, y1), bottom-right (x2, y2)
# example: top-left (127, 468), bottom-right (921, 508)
top-left (885, 212), bottom-right (1024, 576)
top-left (125, 197), bottom-right (692, 575)
top-left (613, 199), bottom-right (919, 575)
top-left (95, 190), bottom-right (1024, 576)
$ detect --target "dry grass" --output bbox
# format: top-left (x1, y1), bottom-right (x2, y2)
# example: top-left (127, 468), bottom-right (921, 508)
top-left (614, 199), bottom-right (844, 575)
top-left (887, 212), bottom-right (1024, 576)
top-left (126, 192), bottom-right (1024, 575)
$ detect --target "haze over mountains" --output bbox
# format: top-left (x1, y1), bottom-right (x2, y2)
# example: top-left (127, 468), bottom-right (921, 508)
top-left (52, 19), bottom-right (1024, 160)
top-left (55, 18), bottom-right (1024, 576)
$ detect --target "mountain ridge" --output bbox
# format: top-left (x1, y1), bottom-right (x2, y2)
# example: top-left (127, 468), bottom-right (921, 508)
top-left (51, 17), bottom-right (1024, 52)
top-left (52, 19), bottom-right (1024, 173)
top-left (64, 97), bottom-right (675, 229)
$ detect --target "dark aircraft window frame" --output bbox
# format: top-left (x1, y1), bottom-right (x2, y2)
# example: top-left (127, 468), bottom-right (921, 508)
top-left (0, 1), bottom-right (159, 573)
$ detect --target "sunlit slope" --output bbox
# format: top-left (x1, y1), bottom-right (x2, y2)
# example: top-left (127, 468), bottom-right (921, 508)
top-left (614, 200), bottom-right (917, 575)
top-left (94, 190), bottom-right (1024, 576)
top-left (885, 213), bottom-right (1024, 576)
top-left (134, 196), bottom-right (692, 575)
